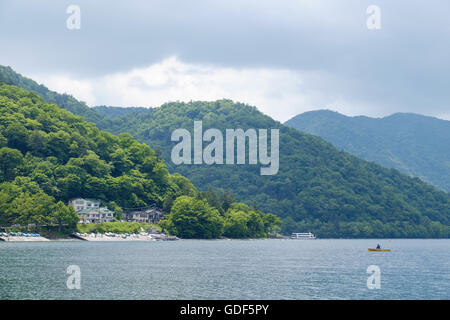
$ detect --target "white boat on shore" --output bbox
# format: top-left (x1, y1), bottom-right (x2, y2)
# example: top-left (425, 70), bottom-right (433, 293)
top-left (0, 232), bottom-right (50, 242)
top-left (70, 232), bottom-right (179, 241)
top-left (291, 232), bottom-right (316, 239)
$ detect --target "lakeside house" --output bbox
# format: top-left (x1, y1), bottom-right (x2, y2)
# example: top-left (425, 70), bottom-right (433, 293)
top-left (125, 208), bottom-right (164, 224)
top-left (69, 198), bottom-right (101, 212)
top-left (69, 198), bottom-right (165, 224)
top-left (77, 207), bottom-right (115, 224)
top-left (69, 198), bottom-right (114, 224)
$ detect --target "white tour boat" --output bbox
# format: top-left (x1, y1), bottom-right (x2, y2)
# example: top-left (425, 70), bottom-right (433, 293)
top-left (291, 232), bottom-right (316, 239)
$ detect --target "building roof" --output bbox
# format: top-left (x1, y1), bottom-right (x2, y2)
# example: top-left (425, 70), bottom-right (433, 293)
top-left (127, 208), bottom-right (163, 214)
top-left (99, 207), bottom-right (114, 214)
top-left (78, 208), bottom-right (98, 214)
top-left (78, 206), bottom-right (113, 213)
top-left (69, 198), bottom-right (101, 203)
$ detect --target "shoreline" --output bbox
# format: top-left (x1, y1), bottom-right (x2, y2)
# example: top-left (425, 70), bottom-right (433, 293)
top-left (1, 235), bottom-right (448, 242)
top-left (69, 232), bottom-right (179, 241)
top-left (0, 236), bottom-right (50, 242)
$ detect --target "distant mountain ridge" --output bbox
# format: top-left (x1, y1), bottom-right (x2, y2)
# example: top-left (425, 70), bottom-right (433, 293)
top-left (285, 110), bottom-right (450, 192)
top-left (0, 65), bottom-right (103, 123)
top-left (93, 106), bottom-right (150, 118)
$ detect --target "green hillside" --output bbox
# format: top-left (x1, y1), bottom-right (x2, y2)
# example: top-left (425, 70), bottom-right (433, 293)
top-left (285, 110), bottom-right (450, 192)
top-left (92, 101), bottom-right (450, 238)
top-left (93, 106), bottom-right (150, 119)
top-left (1, 66), bottom-right (449, 238)
top-left (0, 66), bottom-right (103, 123)
top-left (0, 84), bottom-right (197, 231)
top-left (0, 83), bottom-right (280, 238)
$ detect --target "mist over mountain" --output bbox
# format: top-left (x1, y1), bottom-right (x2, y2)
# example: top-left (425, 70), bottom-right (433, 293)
top-left (285, 110), bottom-right (450, 192)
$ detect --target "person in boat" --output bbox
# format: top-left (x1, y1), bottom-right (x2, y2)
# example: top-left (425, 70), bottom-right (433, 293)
top-left (376, 244), bottom-right (381, 249)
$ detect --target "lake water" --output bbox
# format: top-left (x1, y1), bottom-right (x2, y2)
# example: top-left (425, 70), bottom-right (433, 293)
top-left (0, 239), bottom-right (449, 300)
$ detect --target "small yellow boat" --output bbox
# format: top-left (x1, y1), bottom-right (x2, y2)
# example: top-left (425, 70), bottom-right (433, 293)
top-left (368, 248), bottom-right (391, 252)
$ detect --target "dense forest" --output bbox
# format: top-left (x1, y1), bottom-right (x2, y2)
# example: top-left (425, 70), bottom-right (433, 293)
top-left (285, 110), bottom-right (450, 192)
top-left (90, 101), bottom-right (450, 238)
top-left (160, 195), bottom-right (281, 239)
top-left (0, 84), bottom-right (280, 238)
top-left (94, 105), bottom-right (150, 119)
top-left (1, 65), bottom-right (449, 238)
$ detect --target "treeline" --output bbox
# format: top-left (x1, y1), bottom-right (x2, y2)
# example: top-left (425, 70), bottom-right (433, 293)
top-left (283, 217), bottom-right (448, 238)
top-left (160, 195), bottom-right (281, 239)
top-left (0, 185), bottom-right (78, 232)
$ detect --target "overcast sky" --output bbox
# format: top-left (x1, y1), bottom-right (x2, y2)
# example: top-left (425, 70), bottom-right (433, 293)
top-left (0, 0), bottom-right (449, 122)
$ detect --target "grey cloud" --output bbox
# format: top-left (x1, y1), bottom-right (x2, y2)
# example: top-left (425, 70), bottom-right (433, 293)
top-left (0, 0), bottom-right (449, 118)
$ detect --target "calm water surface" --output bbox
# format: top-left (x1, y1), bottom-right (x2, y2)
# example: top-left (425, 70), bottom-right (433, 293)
top-left (0, 239), bottom-right (449, 299)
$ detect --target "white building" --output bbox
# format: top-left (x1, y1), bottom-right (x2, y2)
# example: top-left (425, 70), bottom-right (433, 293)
top-left (78, 207), bottom-right (114, 224)
top-left (69, 198), bottom-right (114, 224)
top-left (69, 198), bottom-right (101, 212)
top-left (125, 208), bottom-right (164, 224)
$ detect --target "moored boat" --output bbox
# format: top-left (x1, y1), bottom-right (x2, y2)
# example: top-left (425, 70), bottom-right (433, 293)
top-left (291, 232), bottom-right (316, 239)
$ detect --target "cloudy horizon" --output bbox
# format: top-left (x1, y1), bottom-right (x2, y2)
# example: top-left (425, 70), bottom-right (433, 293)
top-left (1, 0), bottom-right (449, 121)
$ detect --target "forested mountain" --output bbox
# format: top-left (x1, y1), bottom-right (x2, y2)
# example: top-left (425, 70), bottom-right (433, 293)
top-left (1, 65), bottom-right (449, 238)
top-left (0, 82), bottom-right (280, 238)
top-left (0, 65), bottom-right (103, 123)
top-left (93, 106), bottom-right (150, 118)
top-left (85, 101), bottom-right (450, 238)
top-left (285, 110), bottom-right (450, 192)
top-left (0, 84), bottom-right (198, 231)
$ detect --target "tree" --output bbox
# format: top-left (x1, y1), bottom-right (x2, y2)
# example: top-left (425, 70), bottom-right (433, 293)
top-left (28, 130), bottom-right (48, 157)
top-left (160, 196), bottom-right (224, 239)
top-left (47, 130), bottom-right (71, 162)
top-left (223, 206), bottom-right (281, 238)
top-left (0, 182), bottom-right (21, 225)
top-left (51, 201), bottom-right (79, 231)
top-left (106, 201), bottom-right (123, 221)
top-left (223, 210), bottom-right (249, 238)
top-left (170, 173), bottom-right (197, 198)
top-left (261, 212), bottom-right (282, 234)
top-left (4, 122), bottom-right (29, 153)
top-left (0, 133), bottom-right (6, 148)
top-left (0, 147), bottom-right (23, 181)
top-left (220, 191), bottom-right (234, 213)
top-left (110, 148), bottom-right (133, 176)
top-left (246, 211), bottom-right (265, 237)
top-left (9, 192), bottom-right (54, 231)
